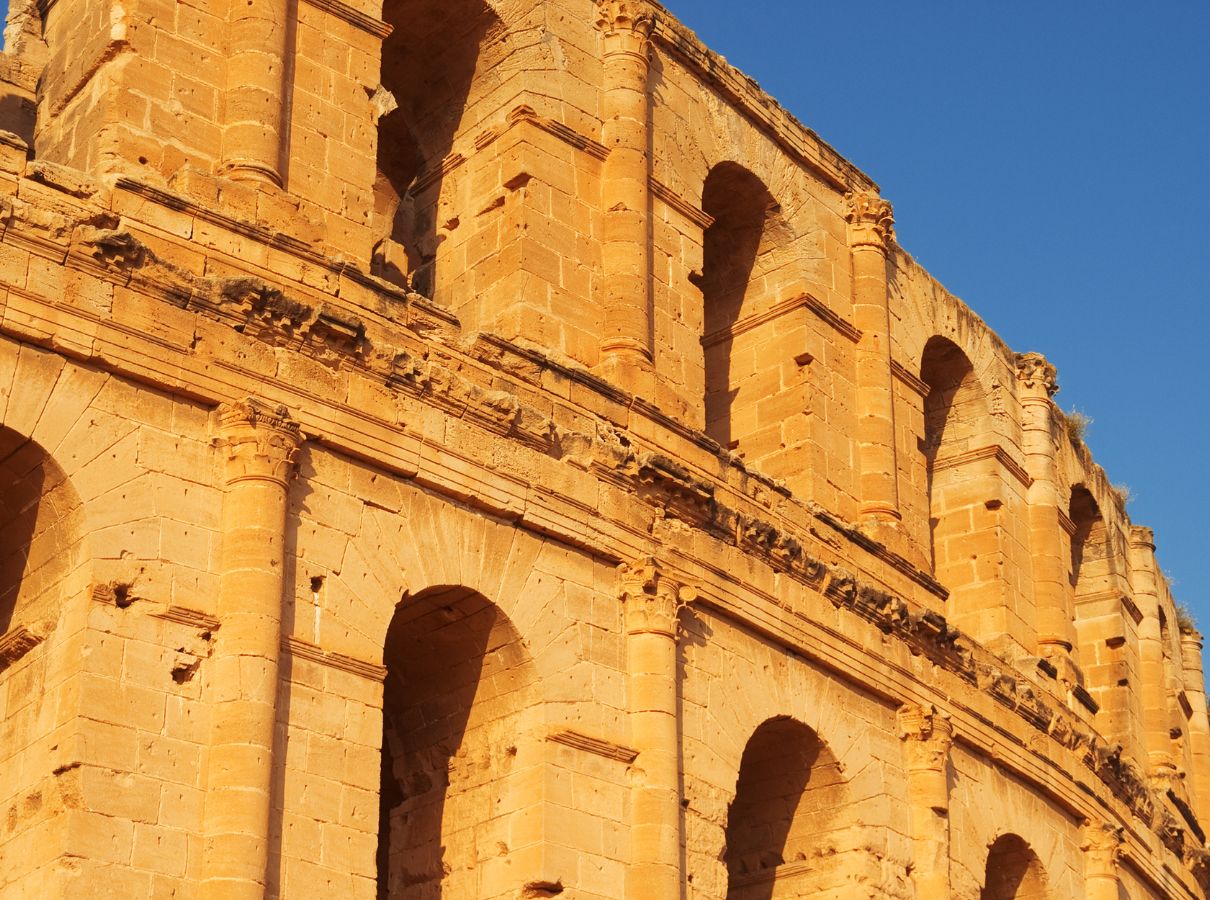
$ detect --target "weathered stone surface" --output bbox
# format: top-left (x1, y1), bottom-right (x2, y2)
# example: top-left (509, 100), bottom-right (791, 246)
top-left (0, 1), bottom-right (1203, 898)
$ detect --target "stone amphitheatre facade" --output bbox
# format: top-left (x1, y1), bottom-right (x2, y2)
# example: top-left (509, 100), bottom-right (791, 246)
top-left (0, 0), bottom-right (1204, 897)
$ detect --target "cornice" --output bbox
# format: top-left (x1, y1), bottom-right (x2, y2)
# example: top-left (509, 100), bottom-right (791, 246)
top-left (300, 0), bottom-right (392, 38)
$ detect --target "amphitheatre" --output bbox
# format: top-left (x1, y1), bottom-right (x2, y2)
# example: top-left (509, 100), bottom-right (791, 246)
top-left (0, 0), bottom-right (1204, 897)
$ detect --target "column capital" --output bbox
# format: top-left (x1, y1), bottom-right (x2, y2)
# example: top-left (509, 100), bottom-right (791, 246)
top-left (595, 0), bottom-right (656, 41)
top-left (845, 190), bottom-right (895, 250)
top-left (620, 557), bottom-right (695, 638)
top-left (1081, 821), bottom-right (1123, 875)
top-left (898, 703), bottom-right (954, 746)
top-left (1129, 525), bottom-right (1156, 551)
top-left (1015, 352), bottom-right (1059, 397)
top-left (218, 398), bottom-right (302, 487)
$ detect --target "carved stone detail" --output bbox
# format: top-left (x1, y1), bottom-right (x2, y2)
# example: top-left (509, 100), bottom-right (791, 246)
top-left (595, 0), bottom-right (656, 39)
top-left (899, 703), bottom-right (954, 811)
top-left (1081, 821), bottom-right (1123, 875)
top-left (845, 189), bottom-right (895, 249)
top-left (1015, 352), bottom-right (1059, 397)
top-left (619, 557), bottom-right (694, 638)
top-left (218, 398), bottom-right (303, 487)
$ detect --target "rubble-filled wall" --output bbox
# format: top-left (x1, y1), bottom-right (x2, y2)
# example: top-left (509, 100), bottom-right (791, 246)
top-left (0, 0), bottom-right (1205, 897)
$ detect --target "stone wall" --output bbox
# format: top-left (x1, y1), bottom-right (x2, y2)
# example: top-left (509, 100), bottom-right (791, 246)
top-left (0, 0), bottom-right (1205, 897)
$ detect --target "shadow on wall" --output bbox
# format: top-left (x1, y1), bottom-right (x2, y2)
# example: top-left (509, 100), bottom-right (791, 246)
top-left (980, 833), bottom-right (1050, 900)
top-left (698, 162), bottom-right (795, 456)
top-left (0, 427), bottom-right (78, 635)
top-left (724, 716), bottom-right (848, 900)
top-left (374, 0), bottom-right (502, 298)
top-left (377, 585), bottom-right (535, 899)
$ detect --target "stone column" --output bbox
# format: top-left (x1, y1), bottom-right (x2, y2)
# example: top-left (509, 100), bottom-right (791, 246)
top-left (1129, 526), bottom-right (1176, 777)
top-left (621, 558), bottom-right (690, 900)
top-left (201, 399), bottom-right (302, 900)
top-left (899, 704), bottom-right (953, 899)
top-left (846, 191), bottom-right (900, 523)
top-left (220, 0), bottom-right (291, 186)
top-left (1017, 353), bottom-right (1079, 679)
top-left (1180, 630), bottom-right (1210, 818)
top-left (1081, 821), bottom-right (1122, 900)
top-left (596, 0), bottom-right (656, 394)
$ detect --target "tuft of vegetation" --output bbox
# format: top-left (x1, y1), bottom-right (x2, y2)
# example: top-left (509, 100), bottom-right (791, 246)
top-left (1176, 603), bottom-right (1197, 634)
top-left (1063, 409), bottom-right (1093, 444)
top-left (1111, 483), bottom-right (1133, 505)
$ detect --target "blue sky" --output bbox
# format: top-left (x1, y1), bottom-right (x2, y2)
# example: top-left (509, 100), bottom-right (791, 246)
top-left (2, 2), bottom-right (1206, 619)
top-left (665, 1), bottom-right (1210, 621)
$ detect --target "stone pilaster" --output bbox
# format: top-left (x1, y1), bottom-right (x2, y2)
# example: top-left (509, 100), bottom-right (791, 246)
top-left (220, 0), bottom-right (291, 186)
top-left (1180, 630), bottom-right (1210, 820)
top-left (847, 190), bottom-right (900, 523)
top-left (1129, 526), bottom-right (1176, 779)
top-left (899, 703), bottom-right (953, 898)
top-left (1017, 353), bottom-right (1078, 680)
top-left (621, 557), bottom-right (691, 900)
top-left (201, 399), bottom-right (302, 900)
top-left (596, 0), bottom-right (657, 393)
top-left (1081, 821), bottom-right (1123, 900)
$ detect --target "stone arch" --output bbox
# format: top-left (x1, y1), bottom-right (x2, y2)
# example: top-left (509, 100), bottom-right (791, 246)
top-left (377, 584), bottom-right (543, 899)
top-left (920, 336), bottom-right (994, 620)
top-left (375, 0), bottom-right (505, 297)
top-left (724, 715), bottom-right (849, 899)
top-left (0, 426), bottom-right (86, 635)
top-left (981, 833), bottom-right (1051, 900)
top-left (698, 161), bottom-right (811, 476)
top-left (679, 608), bottom-right (904, 898)
top-left (1069, 485), bottom-right (1111, 596)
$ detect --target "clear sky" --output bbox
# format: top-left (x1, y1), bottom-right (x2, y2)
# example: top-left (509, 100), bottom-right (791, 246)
top-left (2, 2), bottom-right (1206, 619)
top-left (663, 1), bottom-right (1210, 622)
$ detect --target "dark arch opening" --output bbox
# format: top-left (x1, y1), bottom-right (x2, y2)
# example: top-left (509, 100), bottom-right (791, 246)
top-left (980, 833), bottom-right (1049, 900)
top-left (1068, 485), bottom-right (1105, 592)
top-left (699, 162), bottom-right (795, 458)
top-left (377, 585), bottom-right (536, 898)
top-left (724, 716), bottom-right (846, 899)
top-left (919, 337), bottom-right (988, 589)
top-left (0, 426), bottom-right (81, 634)
top-left (375, 0), bottom-right (501, 296)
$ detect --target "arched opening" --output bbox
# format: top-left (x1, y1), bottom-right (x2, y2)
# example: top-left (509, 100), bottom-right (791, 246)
top-left (724, 717), bottom-right (847, 899)
top-left (377, 585), bottom-right (539, 898)
top-left (699, 163), bottom-right (805, 473)
top-left (375, 0), bottom-right (501, 297)
top-left (0, 426), bottom-right (83, 635)
top-left (919, 337), bottom-right (991, 615)
top-left (980, 833), bottom-right (1049, 900)
top-left (1068, 486), bottom-right (1109, 596)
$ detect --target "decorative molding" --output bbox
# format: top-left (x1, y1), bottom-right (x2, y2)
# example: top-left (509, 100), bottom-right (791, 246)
top-left (547, 729), bottom-right (638, 764)
top-left (152, 607), bottom-right (222, 632)
top-left (300, 0), bottom-right (393, 38)
top-left (651, 179), bottom-right (713, 230)
top-left (1015, 352), bottom-right (1060, 397)
top-left (0, 626), bottom-right (44, 673)
top-left (1120, 594), bottom-right (1145, 626)
top-left (891, 360), bottom-right (931, 398)
top-left (931, 444), bottom-right (1033, 489)
top-left (700, 292), bottom-right (861, 349)
top-left (283, 637), bottom-right (387, 682)
top-left (1082, 821), bottom-right (1124, 875)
